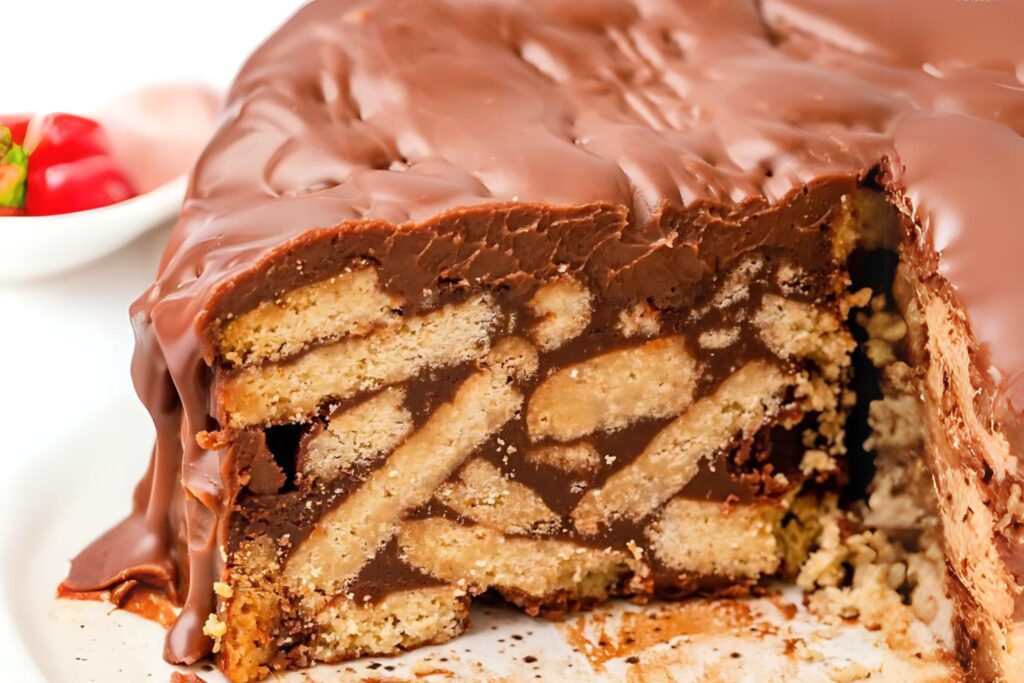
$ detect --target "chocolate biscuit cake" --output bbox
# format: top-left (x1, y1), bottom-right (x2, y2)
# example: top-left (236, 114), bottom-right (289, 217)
top-left (62, 1), bottom-right (1024, 681)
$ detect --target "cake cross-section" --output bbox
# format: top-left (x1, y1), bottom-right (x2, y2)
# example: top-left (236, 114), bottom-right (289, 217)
top-left (61, 1), bottom-right (1024, 681)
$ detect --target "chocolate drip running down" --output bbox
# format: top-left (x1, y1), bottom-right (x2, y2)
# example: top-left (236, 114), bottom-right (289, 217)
top-left (62, 0), bottom-right (1024, 679)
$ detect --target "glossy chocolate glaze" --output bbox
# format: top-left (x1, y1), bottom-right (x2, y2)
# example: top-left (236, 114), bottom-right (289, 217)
top-left (63, 0), bottom-right (1024, 666)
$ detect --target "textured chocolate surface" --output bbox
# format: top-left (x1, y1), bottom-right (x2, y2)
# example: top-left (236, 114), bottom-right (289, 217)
top-left (63, 0), bottom-right (1024, 667)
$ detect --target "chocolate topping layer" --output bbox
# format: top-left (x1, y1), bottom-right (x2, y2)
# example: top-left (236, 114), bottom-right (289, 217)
top-left (64, 0), bottom-right (1024, 668)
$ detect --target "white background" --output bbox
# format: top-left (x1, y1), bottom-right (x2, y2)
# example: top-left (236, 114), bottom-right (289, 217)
top-left (0, 1), bottom-right (303, 677)
top-left (6, 1), bottom-right (303, 112)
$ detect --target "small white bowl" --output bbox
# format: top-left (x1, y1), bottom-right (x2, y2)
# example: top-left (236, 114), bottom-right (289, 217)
top-left (0, 174), bottom-right (185, 281)
top-left (0, 83), bottom-right (220, 282)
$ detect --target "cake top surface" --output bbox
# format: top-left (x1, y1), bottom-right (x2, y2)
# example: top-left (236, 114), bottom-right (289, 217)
top-left (148, 0), bottom-right (1024, 410)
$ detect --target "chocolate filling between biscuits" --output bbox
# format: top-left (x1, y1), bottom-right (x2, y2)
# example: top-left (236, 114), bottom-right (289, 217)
top-left (176, 181), bottom-right (941, 672)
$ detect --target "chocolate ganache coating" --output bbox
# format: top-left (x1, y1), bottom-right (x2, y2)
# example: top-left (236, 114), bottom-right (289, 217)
top-left (63, 0), bottom-right (1024, 666)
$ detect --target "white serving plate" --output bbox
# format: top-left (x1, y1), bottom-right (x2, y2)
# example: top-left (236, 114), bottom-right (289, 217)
top-left (0, 392), bottom-right (958, 682)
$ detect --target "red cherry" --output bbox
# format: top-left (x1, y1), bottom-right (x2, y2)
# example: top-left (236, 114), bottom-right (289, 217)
top-left (25, 155), bottom-right (137, 216)
top-left (28, 113), bottom-right (112, 166)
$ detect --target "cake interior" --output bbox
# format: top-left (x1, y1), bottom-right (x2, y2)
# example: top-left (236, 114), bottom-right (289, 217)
top-left (186, 182), bottom-right (976, 682)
